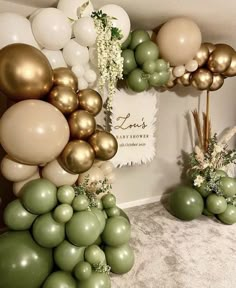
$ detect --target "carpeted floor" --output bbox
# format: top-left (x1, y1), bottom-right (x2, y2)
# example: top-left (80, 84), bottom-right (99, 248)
top-left (111, 201), bottom-right (236, 288)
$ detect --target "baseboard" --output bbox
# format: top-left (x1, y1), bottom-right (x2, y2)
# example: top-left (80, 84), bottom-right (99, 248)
top-left (118, 195), bottom-right (162, 209)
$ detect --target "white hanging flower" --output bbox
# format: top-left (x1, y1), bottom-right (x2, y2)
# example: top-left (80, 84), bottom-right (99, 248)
top-left (193, 175), bottom-right (204, 187)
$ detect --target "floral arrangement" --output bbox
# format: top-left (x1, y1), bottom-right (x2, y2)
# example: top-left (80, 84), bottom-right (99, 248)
top-left (91, 10), bottom-right (124, 111)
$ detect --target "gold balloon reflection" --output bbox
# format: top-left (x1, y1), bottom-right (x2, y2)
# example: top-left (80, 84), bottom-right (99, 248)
top-left (223, 53), bottom-right (236, 77)
top-left (78, 89), bottom-right (103, 116)
top-left (209, 74), bottom-right (224, 91)
top-left (191, 68), bottom-right (213, 90)
top-left (177, 72), bottom-right (191, 86)
top-left (53, 67), bottom-right (78, 92)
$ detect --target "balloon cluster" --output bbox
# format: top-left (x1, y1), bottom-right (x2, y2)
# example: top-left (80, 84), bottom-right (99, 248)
top-left (169, 171), bottom-right (236, 225)
top-left (0, 178), bottom-right (134, 288)
top-left (121, 30), bottom-right (170, 92)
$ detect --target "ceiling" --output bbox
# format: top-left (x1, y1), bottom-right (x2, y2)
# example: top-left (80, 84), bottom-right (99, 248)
top-left (0, 0), bottom-right (236, 47)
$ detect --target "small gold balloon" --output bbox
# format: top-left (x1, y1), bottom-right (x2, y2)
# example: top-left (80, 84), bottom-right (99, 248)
top-left (223, 53), bottom-right (236, 77)
top-left (53, 67), bottom-right (78, 92)
top-left (191, 68), bottom-right (213, 90)
top-left (0, 43), bottom-right (53, 101)
top-left (209, 74), bottom-right (224, 91)
top-left (88, 131), bottom-right (118, 161)
top-left (204, 42), bottom-right (216, 54)
top-left (177, 72), bottom-right (191, 86)
top-left (194, 43), bottom-right (209, 67)
top-left (68, 110), bottom-right (96, 140)
top-left (165, 79), bottom-right (176, 89)
top-left (78, 89), bottom-right (103, 116)
top-left (48, 85), bottom-right (79, 114)
top-left (207, 44), bottom-right (234, 73)
top-left (59, 140), bottom-right (95, 174)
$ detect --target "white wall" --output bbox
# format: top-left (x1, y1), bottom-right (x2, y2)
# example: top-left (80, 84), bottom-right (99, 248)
top-left (115, 78), bottom-right (236, 205)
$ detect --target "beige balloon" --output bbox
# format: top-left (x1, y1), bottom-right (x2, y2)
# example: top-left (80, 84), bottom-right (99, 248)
top-left (173, 65), bottom-right (185, 77)
top-left (1, 155), bottom-right (38, 182)
top-left (209, 74), bottom-right (224, 91)
top-left (42, 159), bottom-right (78, 187)
top-left (100, 161), bottom-right (114, 176)
top-left (77, 166), bottom-right (105, 189)
top-left (105, 172), bottom-right (116, 184)
top-left (0, 100), bottom-right (70, 165)
top-left (191, 68), bottom-right (213, 90)
top-left (194, 43), bottom-right (210, 67)
top-left (13, 170), bottom-right (40, 197)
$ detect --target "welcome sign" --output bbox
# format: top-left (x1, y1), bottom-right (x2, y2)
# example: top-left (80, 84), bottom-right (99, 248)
top-left (110, 89), bottom-right (158, 167)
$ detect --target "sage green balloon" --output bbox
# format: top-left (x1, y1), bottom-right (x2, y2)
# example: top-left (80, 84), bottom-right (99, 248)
top-left (21, 178), bottom-right (57, 214)
top-left (66, 211), bottom-right (100, 247)
top-left (219, 176), bottom-right (236, 197)
top-left (106, 206), bottom-right (120, 217)
top-left (215, 169), bottom-right (227, 178)
top-left (169, 186), bottom-right (204, 221)
top-left (4, 199), bottom-right (37, 230)
top-left (142, 59), bottom-right (157, 74)
top-left (33, 212), bottom-right (65, 248)
top-left (218, 204), bottom-right (236, 225)
top-left (129, 29), bottom-right (150, 50)
top-left (121, 33), bottom-right (131, 49)
top-left (78, 271), bottom-right (111, 288)
top-left (202, 207), bottom-right (214, 217)
top-left (148, 72), bottom-right (162, 87)
top-left (84, 245), bottom-right (106, 265)
top-left (57, 185), bottom-right (75, 204)
top-left (101, 193), bottom-right (116, 209)
top-left (72, 195), bottom-right (89, 211)
top-left (54, 240), bottom-right (85, 272)
top-left (135, 41), bottom-right (159, 65)
top-left (53, 204), bottom-right (73, 223)
top-left (195, 182), bottom-right (211, 197)
top-left (155, 59), bottom-right (169, 72)
top-left (206, 194), bottom-right (227, 214)
top-left (42, 271), bottom-right (76, 288)
top-left (96, 198), bottom-right (103, 210)
top-left (122, 49), bottom-right (137, 75)
top-left (0, 231), bottom-right (53, 288)
top-left (127, 68), bottom-right (149, 92)
top-left (156, 71), bottom-right (170, 85)
top-left (90, 207), bottom-right (106, 233)
top-left (74, 261), bottom-right (92, 281)
top-left (102, 216), bottom-right (131, 247)
top-left (105, 244), bottom-right (135, 274)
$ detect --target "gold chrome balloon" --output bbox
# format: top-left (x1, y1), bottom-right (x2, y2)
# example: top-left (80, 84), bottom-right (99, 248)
top-left (223, 53), bottom-right (236, 77)
top-left (78, 89), bottom-right (103, 116)
top-left (68, 110), bottom-right (96, 140)
top-left (209, 74), bottom-right (224, 91)
top-left (204, 42), bottom-right (216, 54)
top-left (0, 43), bottom-right (53, 101)
top-left (207, 44), bottom-right (234, 73)
top-left (177, 72), bottom-right (191, 86)
top-left (191, 68), bottom-right (213, 90)
top-left (53, 67), bottom-right (78, 92)
top-left (88, 131), bottom-right (118, 161)
top-left (59, 140), bottom-right (95, 174)
top-left (165, 79), bottom-right (176, 89)
top-left (48, 85), bottom-right (79, 114)
top-left (194, 43), bottom-right (209, 67)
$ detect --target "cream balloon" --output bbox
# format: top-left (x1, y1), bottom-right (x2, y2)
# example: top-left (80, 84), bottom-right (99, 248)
top-left (13, 170), bottom-right (40, 197)
top-left (32, 8), bottom-right (72, 50)
top-left (173, 65), bottom-right (186, 77)
top-left (73, 17), bottom-right (97, 47)
top-left (100, 4), bottom-right (131, 43)
top-left (72, 65), bottom-right (85, 78)
top-left (42, 49), bottom-right (67, 69)
top-left (100, 161), bottom-right (114, 176)
top-left (57, 0), bottom-right (94, 20)
top-left (185, 59), bottom-right (198, 72)
top-left (0, 100), bottom-right (70, 165)
top-left (0, 13), bottom-right (39, 49)
top-left (105, 172), bottom-right (116, 184)
top-left (156, 17), bottom-right (202, 66)
top-left (42, 159), bottom-right (78, 187)
top-left (78, 166), bottom-right (105, 188)
top-left (78, 77), bottom-right (89, 90)
top-left (1, 155), bottom-right (38, 182)
top-left (84, 69), bottom-right (97, 83)
top-left (63, 39), bottom-right (89, 66)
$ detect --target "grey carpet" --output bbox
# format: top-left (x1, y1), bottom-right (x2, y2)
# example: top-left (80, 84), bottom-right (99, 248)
top-left (111, 201), bottom-right (236, 288)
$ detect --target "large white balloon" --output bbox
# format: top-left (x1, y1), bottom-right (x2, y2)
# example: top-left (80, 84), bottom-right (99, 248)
top-left (73, 17), bottom-right (97, 47)
top-left (57, 0), bottom-right (94, 20)
top-left (42, 49), bottom-right (67, 69)
top-left (42, 159), bottom-right (78, 187)
top-left (32, 8), bottom-right (72, 50)
top-left (63, 39), bottom-right (89, 66)
top-left (99, 4), bottom-right (131, 43)
top-left (0, 13), bottom-right (39, 49)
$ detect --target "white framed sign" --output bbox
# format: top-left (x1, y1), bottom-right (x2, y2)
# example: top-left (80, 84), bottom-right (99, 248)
top-left (110, 88), bottom-right (159, 167)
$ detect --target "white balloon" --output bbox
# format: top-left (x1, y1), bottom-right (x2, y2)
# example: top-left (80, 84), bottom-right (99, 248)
top-left (185, 59), bottom-right (199, 72)
top-left (42, 159), bottom-right (78, 187)
top-left (73, 17), bottom-right (97, 47)
top-left (63, 39), bottom-right (89, 66)
top-left (72, 65), bottom-right (85, 78)
top-left (57, 0), bottom-right (94, 20)
top-left (0, 13), bottom-right (39, 49)
top-left (13, 170), bottom-right (40, 197)
top-left (173, 65), bottom-right (186, 77)
top-left (78, 77), bottom-right (89, 90)
top-left (100, 161), bottom-right (114, 175)
top-left (32, 8), bottom-right (72, 50)
top-left (42, 49), bottom-right (67, 69)
top-left (84, 69), bottom-right (97, 83)
top-left (99, 4), bottom-right (131, 43)
top-left (29, 8), bottom-right (45, 22)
